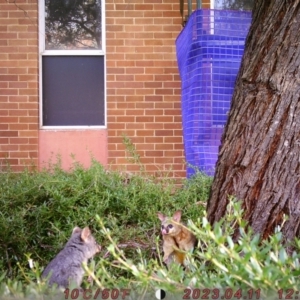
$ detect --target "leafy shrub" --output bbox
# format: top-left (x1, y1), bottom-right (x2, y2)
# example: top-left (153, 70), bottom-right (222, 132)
top-left (0, 159), bottom-right (210, 282)
top-left (0, 160), bottom-right (299, 299)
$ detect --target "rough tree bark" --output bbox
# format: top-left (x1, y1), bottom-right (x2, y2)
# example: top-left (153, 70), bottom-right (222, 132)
top-left (207, 1), bottom-right (300, 243)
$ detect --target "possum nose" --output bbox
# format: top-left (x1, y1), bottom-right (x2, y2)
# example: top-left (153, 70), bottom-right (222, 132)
top-left (162, 229), bottom-right (168, 235)
top-left (96, 244), bottom-right (101, 252)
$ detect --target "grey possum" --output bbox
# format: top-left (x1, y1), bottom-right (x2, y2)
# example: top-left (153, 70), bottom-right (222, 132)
top-left (42, 226), bottom-right (101, 288)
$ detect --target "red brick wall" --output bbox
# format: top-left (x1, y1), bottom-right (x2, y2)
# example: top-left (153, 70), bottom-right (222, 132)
top-left (0, 1), bottom-right (39, 171)
top-left (0, 0), bottom-right (211, 176)
top-left (106, 0), bottom-right (211, 179)
top-left (106, 0), bottom-right (183, 178)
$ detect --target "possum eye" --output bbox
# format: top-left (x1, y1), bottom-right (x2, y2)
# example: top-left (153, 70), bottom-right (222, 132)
top-left (161, 225), bottom-right (164, 229)
top-left (167, 224), bottom-right (173, 229)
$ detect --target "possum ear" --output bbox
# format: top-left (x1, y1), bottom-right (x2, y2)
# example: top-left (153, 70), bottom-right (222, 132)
top-left (172, 210), bottom-right (182, 222)
top-left (81, 227), bottom-right (92, 242)
top-left (72, 226), bottom-right (82, 235)
top-left (157, 212), bottom-right (166, 222)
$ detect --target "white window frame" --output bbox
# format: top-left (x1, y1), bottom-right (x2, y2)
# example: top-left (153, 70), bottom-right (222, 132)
top-left (38, 0), bottom-right (106, 129)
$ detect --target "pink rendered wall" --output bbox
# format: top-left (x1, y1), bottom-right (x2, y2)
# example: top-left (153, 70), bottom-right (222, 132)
top-left (39, 130), bottom-right (108, 170)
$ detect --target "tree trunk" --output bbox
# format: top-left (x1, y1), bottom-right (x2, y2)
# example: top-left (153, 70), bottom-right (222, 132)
top-left (207, 1), bottom-right (300, 243)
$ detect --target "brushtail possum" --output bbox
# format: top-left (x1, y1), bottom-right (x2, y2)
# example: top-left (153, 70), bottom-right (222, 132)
top-left (157, 210), bottom-right (197, 266)
top-left (42, 226), bottom-right (101, 288)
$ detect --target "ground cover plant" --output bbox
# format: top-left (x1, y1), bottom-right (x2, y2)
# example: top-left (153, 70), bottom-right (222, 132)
top-left (0, 159), bottom-right (299, 299)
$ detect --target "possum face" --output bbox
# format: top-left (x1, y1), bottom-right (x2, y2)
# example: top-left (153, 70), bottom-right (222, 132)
top-left (80, 227), bottom-right (101, 259)
top-left (69, 227), bottom-right (101, 260)
top-left (161, 221), bottom-right (176, 235)
top-left (157, 211), bottom-right (182, 237)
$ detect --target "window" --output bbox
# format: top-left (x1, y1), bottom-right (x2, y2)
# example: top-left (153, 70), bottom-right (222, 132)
top-left (213, 0), bottom-right (254, 10)
top-left (39, 0), bottom-right (105, 128)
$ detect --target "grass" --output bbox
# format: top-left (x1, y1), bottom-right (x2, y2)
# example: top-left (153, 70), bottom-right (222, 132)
top-left (0, 158), bottom-right (299, 299)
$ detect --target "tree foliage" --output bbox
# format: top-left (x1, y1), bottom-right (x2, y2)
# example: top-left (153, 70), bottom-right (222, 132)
top-left (45, 0), bottom-right (101, 50)
top-left (215, 0), bottom-right (254, 10)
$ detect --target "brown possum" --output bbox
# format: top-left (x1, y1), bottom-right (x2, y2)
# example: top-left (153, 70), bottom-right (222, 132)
top-left (157, 210), bottom-right (197, 266)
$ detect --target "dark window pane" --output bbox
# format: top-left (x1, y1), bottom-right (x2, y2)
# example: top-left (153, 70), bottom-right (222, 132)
top-left (45, 0), bottom-right (102, 50)
top-left (42, 56), bottom-right (105, 126)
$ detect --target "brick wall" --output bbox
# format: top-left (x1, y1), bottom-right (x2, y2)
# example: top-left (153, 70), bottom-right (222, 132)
top-left (106, 0), bottom-right (182, 178)
top-left (106, 0), bottom-right (210, 179)
top-left (0, 1), bottom-right (39, 171)
top-left (0, 0), bottom-right (210, 176)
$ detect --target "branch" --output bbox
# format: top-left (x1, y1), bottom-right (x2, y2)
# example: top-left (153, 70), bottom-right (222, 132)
top-left (7, 0), bottom-right (38, 26)
top-left (7, 0), bottom-right (30, 18)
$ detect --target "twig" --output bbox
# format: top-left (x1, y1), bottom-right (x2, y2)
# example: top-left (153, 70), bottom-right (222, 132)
top-left (103, 242), bottom-right (153, 259)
